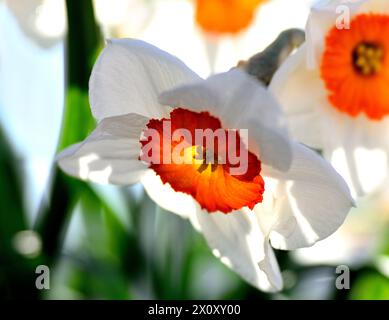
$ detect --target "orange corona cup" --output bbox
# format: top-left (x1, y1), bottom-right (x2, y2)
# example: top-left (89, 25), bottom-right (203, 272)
top-left (195, 0), bottom-right (265, 34)
top-left (140, 108), bottom-right (264, 213)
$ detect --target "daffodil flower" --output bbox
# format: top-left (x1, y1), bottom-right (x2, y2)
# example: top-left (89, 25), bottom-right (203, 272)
top-left (57, 39), bottom-right (353, 292)
top-left (270, 0), bottom-right (389, 197)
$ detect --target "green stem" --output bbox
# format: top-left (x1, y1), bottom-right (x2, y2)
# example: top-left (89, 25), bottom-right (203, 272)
top-left (35, 0), bottom-right (102, 263)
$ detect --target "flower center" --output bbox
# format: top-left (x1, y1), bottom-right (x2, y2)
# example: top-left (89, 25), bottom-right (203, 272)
top-left (139, 108), bottom-right (265, 213)
top-left (352, 42), bottom-right (384, 76)
top-left (188, 145), bottom-right (219, 173)
top-left (320, 13), bottom-right (389, 120)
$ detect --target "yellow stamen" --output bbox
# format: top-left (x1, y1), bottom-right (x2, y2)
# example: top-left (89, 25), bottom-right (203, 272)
top-left (183, 145), bottom-right (218, 174)
top-left (353, 42), bottom-right (384, 76)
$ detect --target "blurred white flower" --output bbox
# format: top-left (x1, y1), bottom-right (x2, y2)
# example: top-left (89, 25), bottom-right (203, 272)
top-left (93, 0), bottom-right (155, 38)
top-left (270, 0), bottom-right (389, 198)
top-left (137, 0), bottom-right (314, 77)
top-left (4, 0), bottom-right (154, 47)
top-left (5, 0), bottom-right (66, 47)
top-left (56, 39), bottom-right (353, 292)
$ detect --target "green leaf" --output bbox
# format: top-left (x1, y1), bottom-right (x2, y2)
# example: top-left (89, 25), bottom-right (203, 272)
top-left (35, 170), bottom-right (83, 261)
top-left (59, 0), bottom-right (103, 150)
top-left (0, 126), bottom-right (44, 299)
top-left (35, 0), bottom-right (102, 263)
top-left (59, 86), bottom-right (95, 150)
top-left (351, 270), bottom-right (389, 300)
top-left (0, 127), bottom-right (26, 246)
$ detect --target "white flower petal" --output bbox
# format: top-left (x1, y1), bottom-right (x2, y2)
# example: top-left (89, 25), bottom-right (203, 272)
top-left (57, 113), bottom-right (149, 185)
top-left (252, 177), bottom-right (287, 236)
top-left (358, 0), bottom-right (389, 14)
top-left (269, 44), bottom-right (325, 149)
top-left (318, 108), bottom-right (389, 197)
top-left (89, 39), bottom-right (201, 121)
top-left (159, 69), bottom-right (292, 171)
top-left (195, 209), bottom-right (283, 292)
top-left (140, 170), bottom-right (200, 230)
top-left (262, 141), bottom-right (354, 250)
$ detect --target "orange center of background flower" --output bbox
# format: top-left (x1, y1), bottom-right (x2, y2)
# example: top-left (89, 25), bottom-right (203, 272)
top-left (321, 14), bottom-right (389, 120)
top-left (195, 0), bottom-right (265, 34)
top-left (140, 108), bottom-right (265, 214)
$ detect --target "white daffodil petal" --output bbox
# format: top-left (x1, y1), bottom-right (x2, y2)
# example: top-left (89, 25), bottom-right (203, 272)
top-left (358, 0), bottom-right (389, 14)
top-left (252, 177), bottom-right (286, 237)
top-left (262, 141), bottom-right (354, 250)
top-left (140, 170), bottom-right (200, 229)
top-left (159, 69), bottom-right (292, 171)
top-left (160, 69), bottom-right (285, 134)
top-left (57, 113), bottom-right (149, 185)
top-left (195, 210), bottom-right (283, 292)
top-left (318, 108), bottom-right (389, 197)
top-left (269, 44), bottom-right (325, 150)
top-left (89, 39), bottom-right (201, 121)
